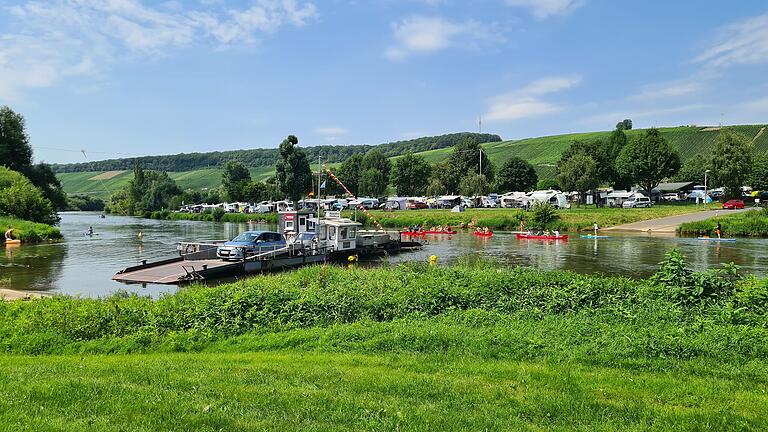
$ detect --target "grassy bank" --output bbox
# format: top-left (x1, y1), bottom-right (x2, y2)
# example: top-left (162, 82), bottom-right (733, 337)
top-left (1, 258), bottom-right (768, 429)
top-left (357, 204), bottom-right (717, 231)
top-left (0, 216), bottom-right (62, 244)
top-left (679, 209), bottom-right (768, 237)
top-left (148, 210), bottom-right (279, 224)
top-left (1, 258), bottom-right (767, 429)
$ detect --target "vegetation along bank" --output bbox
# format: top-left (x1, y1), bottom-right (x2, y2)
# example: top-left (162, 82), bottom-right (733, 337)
top-left (679, 208), bottom-right (768, 237)
top-left (0, 256), bottom-right (766, 429)
top-left (0, 217), bottom-right (62, 244)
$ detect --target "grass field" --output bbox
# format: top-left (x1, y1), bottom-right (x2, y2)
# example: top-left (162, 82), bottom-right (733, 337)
top-left (356, 204), bottom-right (719, 231)
top-left (1, 261), bottom-right (767, 430)
top-left (678, 208), bottom-right (768, 237)
top-left (58, 125), bottom-right (768, 199)
top-left (0, 216), bottom-right (62, 244)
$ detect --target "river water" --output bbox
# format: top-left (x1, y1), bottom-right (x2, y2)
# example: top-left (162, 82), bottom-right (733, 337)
top-left (1, 212), bottom-right (766, 298)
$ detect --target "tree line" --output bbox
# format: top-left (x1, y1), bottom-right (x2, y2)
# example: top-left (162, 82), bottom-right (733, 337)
top-left (50, 133), bottom-right (502, 173)
top-left (0, 106), bottom-right (67, 224)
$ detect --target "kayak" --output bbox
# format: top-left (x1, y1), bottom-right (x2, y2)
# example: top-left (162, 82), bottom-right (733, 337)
top-left (473, 232), bottom-right (493, 237)
top-left (697, 237), bottom-right (736, 242)
top-left (580, 235), bottom-right (610, 239)
top-left (516, 234), bottom-right (568, 240)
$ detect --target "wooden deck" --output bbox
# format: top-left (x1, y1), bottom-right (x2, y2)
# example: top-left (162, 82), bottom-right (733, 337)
top-left (112, 258), bottom-right (242, 284)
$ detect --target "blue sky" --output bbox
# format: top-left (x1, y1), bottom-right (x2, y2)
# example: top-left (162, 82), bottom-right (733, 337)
top-left (2, 0), bottom-right (768, 164)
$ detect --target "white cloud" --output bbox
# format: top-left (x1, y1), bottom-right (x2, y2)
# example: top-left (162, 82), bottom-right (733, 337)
top-left (0, 0), bottom-right (318, 100)
top-left (627, 72), bottom-right (719, 101)
top-left (696, 12), bottom-right (768, 67)
top-left (314, 127), bottom-right (349, 136)
top-left (484, 75), bottom-right (581, 121)
top-left (385, 16), bottom-right (497, 60)
top-left (582, 104), bottom-right (711, 126)
top-left (504, 0), bottom-right (584, 19)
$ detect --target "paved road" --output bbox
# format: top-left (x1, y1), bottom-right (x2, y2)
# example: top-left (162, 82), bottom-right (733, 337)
top-left (604, 208), bottom-right (752, 233)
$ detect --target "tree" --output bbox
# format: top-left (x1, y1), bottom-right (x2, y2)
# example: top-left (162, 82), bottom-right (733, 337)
top-left (0, 166), bottom-right (57, 224)
top-left (426, 177), bottom-right (446, 197)
top-left (537, 178), bottom-right (560, 190)
top-left (445, 138), bottom-right (494, 193)
top-left (221, 161), bottom-right (252, 201)
top-left (616, 119), bottom-right (633, 131)
top-left (749, 152), bottom-right (768, 190)
top-left (673, 153), bottom-right (711, 185)
top-left (358, 168), bottom-right (387, 198)
top-left (616, 128), bottom-right (681, 195)
top-left (558, 140), bottom-right (612, 185)
top-left (496, 157), bottom-right (538, 192)
top-left (109, 166), bottom-right (181, 214)
top-left (328, 154), bottom-right (364, 196)
top-left (391, 153), bottom-right (431, 196)
top-left (361, 149), bottom-right (392, 180)
top-left (241, 181), bottom-right (269, 203)
top-left (0, 106), bottom-right (33, 172)
top-left (711, 128), bottom-right (753, 198)
top-left (459, 174), bottom-right (490, 197)
top-left (557, 153), bottom-right (599, 205)
top-left (23, 163), bottom-right (67, 210)
top-left (275, 135), bottom-right (313, 203)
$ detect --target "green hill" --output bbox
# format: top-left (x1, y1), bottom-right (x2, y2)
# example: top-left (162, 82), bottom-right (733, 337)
top-left (59, 125), bottom-right (768, 199)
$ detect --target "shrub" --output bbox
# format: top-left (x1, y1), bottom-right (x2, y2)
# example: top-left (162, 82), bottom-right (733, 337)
top-left (651, 249), bottom-right (743, 304)
top-left (0, 166), bottom-right (58, 224)
top-left (212, 208), bottom-right (225, 222)
top-left (528, 202), bottom-right (559, 228)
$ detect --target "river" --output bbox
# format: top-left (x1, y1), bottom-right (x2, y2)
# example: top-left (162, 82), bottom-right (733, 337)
top-left (1, 212), bottom-right (766, 298)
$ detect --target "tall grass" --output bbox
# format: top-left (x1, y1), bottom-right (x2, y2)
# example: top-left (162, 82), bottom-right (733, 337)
top-left (678, 209), bottom-right (768, 237)
top-left (0, 216), bottom-right (62, 243)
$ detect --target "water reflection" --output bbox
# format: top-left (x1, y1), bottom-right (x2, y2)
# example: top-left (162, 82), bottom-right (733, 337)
top-left (1, 212), bottom-right (766, 298)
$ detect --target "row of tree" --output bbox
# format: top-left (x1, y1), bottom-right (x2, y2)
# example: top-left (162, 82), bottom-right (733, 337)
top-left (51, 133), bottom-right (503, 174)
top-left (0, 106), bottom-right (67, 224)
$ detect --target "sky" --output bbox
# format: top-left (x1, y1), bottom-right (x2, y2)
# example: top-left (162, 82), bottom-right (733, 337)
top-left (1, 0), bottom-right (768, 164)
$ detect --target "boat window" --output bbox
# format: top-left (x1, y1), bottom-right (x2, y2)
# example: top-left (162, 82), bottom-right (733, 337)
top-left (319, 225), bottom-right (327, 240)
top-left (299, 217), bottom-right (306, 227)
top-left (329, 226), bottom-right (337, 240)
top-left (285, 220), bottom-right (294, 230)
top-left (340, 227), bottom-right (348, 239)
top-left (350, 227), bottom-right (357, 238)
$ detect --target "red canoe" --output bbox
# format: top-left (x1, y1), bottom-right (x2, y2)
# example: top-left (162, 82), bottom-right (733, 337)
top-left (473, 231), bottom-right (493, 237)
top-left (424, 230), bottom-right (457, 235)
top-left (516, 233), bottom-right (568, 240)
top-left (402, 230), bottom-right (457, 235)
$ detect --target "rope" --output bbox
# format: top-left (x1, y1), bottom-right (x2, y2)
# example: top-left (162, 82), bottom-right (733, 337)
top-left (322, 165), bottom-right (385, 231)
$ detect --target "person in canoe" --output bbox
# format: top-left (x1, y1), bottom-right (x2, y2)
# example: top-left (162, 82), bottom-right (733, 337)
top-left (716, 221), bottom-right (722, 239)
top-left (482, 226), bottom-right (490, 234)
top-left (553, 230), bottom-right (560, 237)
top-left (5, 226), bottom-right (14, 241)
top-left (445, 225), bottom-right (452, 233)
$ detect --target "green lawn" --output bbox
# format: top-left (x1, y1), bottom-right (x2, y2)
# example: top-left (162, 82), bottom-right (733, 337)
top-left (1, 261), bottom-right (767, 430)
top-left (358, 204), bottom-right (720, 231)
top-left (679, 208), bottom-right (768, 237)
top-left (0, 351), bottom-right (764, 431)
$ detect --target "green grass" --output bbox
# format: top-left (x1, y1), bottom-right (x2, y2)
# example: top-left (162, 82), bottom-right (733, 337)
top-left (678, 208), bottom-right (768, 237)
top-left (1, 261), bottom-right (767, 430)
top-left (59, 125), bottom-right (768, 199)
top-left (356, 204), bottom-right (718, 231)
top-left (0, 216), bottom-right (62, 243)
top-left (1, 350), bottom-right (765, 431)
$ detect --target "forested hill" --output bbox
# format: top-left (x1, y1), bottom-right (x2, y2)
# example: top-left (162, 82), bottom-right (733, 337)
top-left (51, 132), bottom-right (502, 173)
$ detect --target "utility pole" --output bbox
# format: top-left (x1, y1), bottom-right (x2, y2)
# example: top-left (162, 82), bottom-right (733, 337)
top-left (317, 155), bottom-right (322, 217)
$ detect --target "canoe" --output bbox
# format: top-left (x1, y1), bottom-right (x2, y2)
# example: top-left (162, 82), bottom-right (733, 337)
top-left (423, 230), bottom-right (457, 235)
top-left (580, 235), bottom-right (610, 239)
top-left (697, 237), bottom-right (736, 242)
top-left (401, 231), bottom-right (427, 236)
top-left (3, 239), bottom-right (21, 245)
top-left (473, 232), bottom-right (493, 237)
top-left (516, 234), bottom-right (568, 240)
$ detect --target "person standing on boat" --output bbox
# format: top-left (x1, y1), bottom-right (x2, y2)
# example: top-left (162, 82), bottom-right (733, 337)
top-left (5, 226), bottom-right (14, 241)
top-left (716, 222), bottom-right (722, 239)
top-left (86, 226), bottom-right (93, 236)
top-left (593, 222), bottom-right (600, 236)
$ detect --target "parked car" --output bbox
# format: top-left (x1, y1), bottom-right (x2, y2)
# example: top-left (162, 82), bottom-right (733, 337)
top-left (622, 197), bottom-right (653, 208)
top-left (661, 193), bottom-right (681, 202)
top-left (407, 201), bottom-right (428, 210)
top-left (722, 199), bottom-right (745, 210)
top-left (216, 231), bottom-right (286, 261)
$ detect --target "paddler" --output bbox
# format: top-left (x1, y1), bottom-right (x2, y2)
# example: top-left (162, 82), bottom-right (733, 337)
top-left (592, 222), bottom-right (600, 236)
top-left (716, 222), bottom-right (722, 239)
top-left (4, 226), bottom-right (14, 241)
top-left (86, 226), bottom-right (94, 236)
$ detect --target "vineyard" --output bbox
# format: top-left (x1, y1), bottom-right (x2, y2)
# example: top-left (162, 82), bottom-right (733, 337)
top-left (58, 124), bottom-right (768, 198)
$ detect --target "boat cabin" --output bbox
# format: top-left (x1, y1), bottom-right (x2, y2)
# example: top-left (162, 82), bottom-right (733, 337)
top-left (309, 216), bottom-right (361, 252)
top-left (279, 209), bottom-right (316, 235)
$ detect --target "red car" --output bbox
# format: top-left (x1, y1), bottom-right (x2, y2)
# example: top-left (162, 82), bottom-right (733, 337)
top-left (722, 200), bottom-right (745, 209)
top-left (407, 201), bottom-right (428, 210)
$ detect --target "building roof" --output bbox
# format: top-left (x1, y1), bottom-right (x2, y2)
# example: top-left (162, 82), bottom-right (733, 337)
top-left (654, 182), bottom-right (695, 192)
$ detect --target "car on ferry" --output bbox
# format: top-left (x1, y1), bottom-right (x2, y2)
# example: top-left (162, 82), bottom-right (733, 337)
top-left (216, 231), bottom-right (287, 261)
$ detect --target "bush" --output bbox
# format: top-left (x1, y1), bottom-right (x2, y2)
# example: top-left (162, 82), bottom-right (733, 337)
top-left (528, 202), bottom-right (559, 228)
top-left (0, 166), bottom-right (58, 224)
top-left (651, 249), bottom-right (743, 304)
top-left (212, 208), bottom-right (225, 222)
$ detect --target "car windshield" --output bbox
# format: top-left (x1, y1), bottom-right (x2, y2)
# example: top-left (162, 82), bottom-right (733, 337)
top-left (231, 232), bottom-right (260, 243)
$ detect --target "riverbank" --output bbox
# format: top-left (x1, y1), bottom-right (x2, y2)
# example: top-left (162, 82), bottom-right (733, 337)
top-left (0, 216), bottom-right (62, 244)
top-left (146, 205), bottom-right (720, 232)
top-left (678, 208), bottom-right (768, 237)
top-left (357, 204), bottom-right (720, 231)
top-left (0, 259), bottom-right (766, 429)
